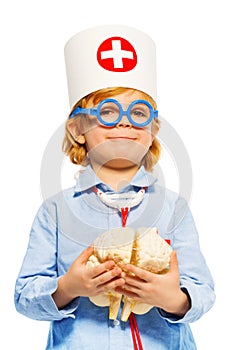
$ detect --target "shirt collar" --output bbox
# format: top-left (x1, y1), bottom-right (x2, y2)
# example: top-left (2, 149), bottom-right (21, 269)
top-left (74, 164), bottom-right (157, 194)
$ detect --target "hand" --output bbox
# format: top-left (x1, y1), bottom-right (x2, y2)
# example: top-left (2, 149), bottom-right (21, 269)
top-left (53, 246), bottom-right (125, 309)
top-left (115, 251), bottom-right (190, 317)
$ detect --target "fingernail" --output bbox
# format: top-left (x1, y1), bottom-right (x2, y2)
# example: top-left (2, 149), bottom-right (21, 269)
top-left (107, 262), bottom-right (115, 270)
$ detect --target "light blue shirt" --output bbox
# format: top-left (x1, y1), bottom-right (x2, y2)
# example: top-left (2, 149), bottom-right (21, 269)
top-left (15, 165), bottom-right (215, 349)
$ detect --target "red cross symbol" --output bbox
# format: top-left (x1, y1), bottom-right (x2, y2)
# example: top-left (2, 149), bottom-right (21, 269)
top-left (97, 36), bottom-right (137, 72)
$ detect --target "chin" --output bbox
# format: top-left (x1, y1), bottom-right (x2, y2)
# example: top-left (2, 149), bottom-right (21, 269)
top-left (104, 158), bottom-right (140, 169)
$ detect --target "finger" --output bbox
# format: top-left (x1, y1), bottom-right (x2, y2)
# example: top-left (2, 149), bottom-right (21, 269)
top-left (78, 245), bottom-right (94, 264)
top-left (95, 266), bottom-right (122, 286)
top-left (123, 283), bottom-right (141, 295)
top-left (115, 286), bottom-right (140, 299)
top-left (123, 273), bottom-right (145, 288)
top-left (100, 276), bottom-right (125, 292)
top-left (124, 264), bottom-right (152, 282)
top-left (169, 251), bottom-right (179, 274)
top-left (90, 260), bottom-right (116, 278)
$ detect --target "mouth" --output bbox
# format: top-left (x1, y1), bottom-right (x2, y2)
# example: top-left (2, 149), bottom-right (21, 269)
top-left (107, 137), bottom-right (137, 141)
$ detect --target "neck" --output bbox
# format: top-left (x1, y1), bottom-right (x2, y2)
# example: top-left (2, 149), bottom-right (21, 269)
top-left (91, 161), bottom-right (140, 191)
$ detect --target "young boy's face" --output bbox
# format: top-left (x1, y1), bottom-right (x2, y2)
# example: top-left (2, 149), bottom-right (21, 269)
top-left (73, 90), bottom-right (158, 169)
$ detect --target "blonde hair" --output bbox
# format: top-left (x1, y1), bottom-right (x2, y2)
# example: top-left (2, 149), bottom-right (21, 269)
top-left (62, 87), bottom-right (161, 171)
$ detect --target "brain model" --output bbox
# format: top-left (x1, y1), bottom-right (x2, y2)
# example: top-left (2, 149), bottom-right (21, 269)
top-left (86, 227), bottom-right (172, 321)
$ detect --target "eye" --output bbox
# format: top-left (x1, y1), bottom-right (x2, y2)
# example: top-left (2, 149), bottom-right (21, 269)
top-left (131, 108), bottom-right (148, 119)
top-left (100, 108), bottom-right (116, 116)
top-left (99, 103), bottom-right (120, 119)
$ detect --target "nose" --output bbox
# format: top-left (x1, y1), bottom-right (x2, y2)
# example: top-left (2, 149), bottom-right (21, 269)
top-left (116, 113), bottom-right (132, 128)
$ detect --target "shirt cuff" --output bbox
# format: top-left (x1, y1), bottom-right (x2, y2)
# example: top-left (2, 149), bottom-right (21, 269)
top-left (45, 278), bottom-right (80, 320)
top-left (17, 277), bottom-right (80, 321)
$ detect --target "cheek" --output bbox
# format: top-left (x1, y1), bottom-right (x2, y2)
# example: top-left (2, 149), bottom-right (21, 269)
top-left (84, 129), bottom-right (104, 151)
top-left (140, 129), bottom-right (154, 148)
top-left (79, 116), bottom-right (99, 134)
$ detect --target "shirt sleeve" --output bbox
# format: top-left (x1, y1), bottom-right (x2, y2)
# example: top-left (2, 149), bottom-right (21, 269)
top-left (14, 202), bottom-right (79, 321)
top-left (159, 196), bottom-right (215, 324)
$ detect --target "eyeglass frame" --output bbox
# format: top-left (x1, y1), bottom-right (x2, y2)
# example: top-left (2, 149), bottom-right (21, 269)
top-left (69, 98), bottom-right (159, 127)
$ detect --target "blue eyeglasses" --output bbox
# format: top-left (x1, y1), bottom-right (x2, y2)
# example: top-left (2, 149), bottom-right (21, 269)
top-left (69, 99), bottom-right (158, 127)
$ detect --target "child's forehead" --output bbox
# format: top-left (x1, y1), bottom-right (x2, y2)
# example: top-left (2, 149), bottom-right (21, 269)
top-left (89, 90), bottom-right (146, 105)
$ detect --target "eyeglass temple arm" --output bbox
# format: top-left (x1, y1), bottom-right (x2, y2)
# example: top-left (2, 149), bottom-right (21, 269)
top-left (69, 107), bottom-right (98, 119)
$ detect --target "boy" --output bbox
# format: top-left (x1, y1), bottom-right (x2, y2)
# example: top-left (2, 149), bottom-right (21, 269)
top-left (15, 25), bottom-right (215, 349)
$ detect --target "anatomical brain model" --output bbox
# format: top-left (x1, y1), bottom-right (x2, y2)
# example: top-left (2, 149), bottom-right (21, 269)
top-left (86, 227), bottom-right (172, 321)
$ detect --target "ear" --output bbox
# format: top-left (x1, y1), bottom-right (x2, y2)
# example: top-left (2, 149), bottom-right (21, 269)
top-left (67, 121), bottom-right (86, 144)
top-left (76, 135), bottom-right (86, 144)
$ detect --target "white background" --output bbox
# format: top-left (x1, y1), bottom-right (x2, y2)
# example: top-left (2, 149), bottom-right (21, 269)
top-left (1, 0), bottom-right (232, 348)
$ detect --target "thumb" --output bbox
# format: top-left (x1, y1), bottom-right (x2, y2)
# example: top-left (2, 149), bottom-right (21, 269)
top-left (169, 251), bottom-right (180, 274)
top-left (77, 245), bottom-right (94, 264)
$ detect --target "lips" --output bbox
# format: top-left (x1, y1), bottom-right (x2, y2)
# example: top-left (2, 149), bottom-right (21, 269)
top-left (107, 136), bottom-right (136, 140)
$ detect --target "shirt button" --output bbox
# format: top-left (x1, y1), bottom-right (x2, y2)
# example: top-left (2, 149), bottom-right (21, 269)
top-left (113, 319), bottom-right (120, 326)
